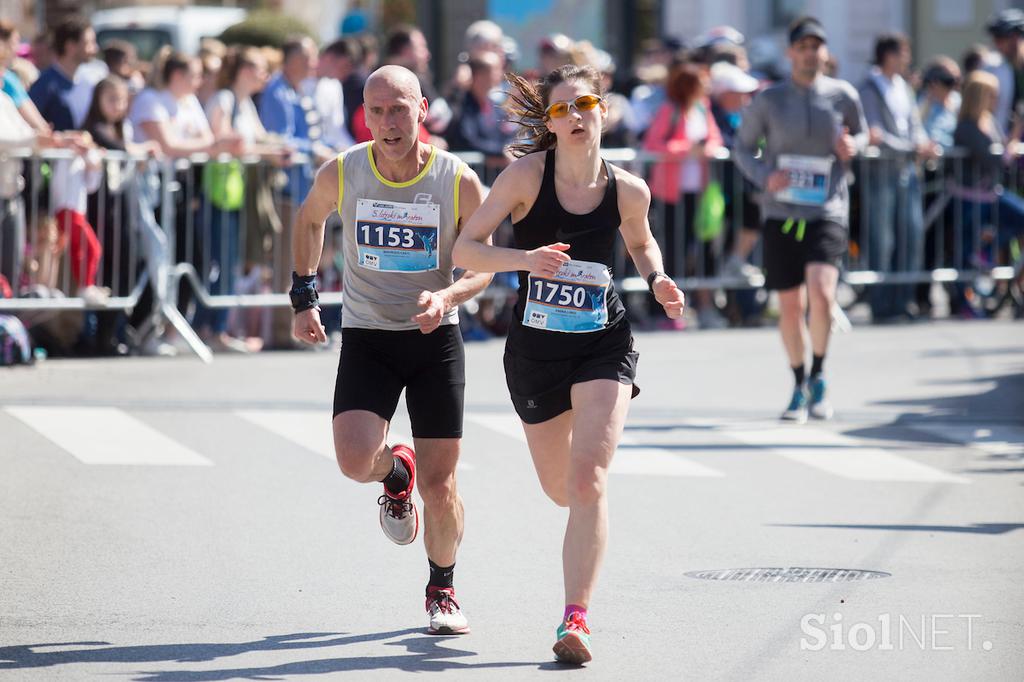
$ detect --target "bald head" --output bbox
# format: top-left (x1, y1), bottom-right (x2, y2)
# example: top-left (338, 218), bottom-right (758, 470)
top-left (364, 64), bottom-right (422, 101)
top-left (362, 64), bottom-right (427, 159)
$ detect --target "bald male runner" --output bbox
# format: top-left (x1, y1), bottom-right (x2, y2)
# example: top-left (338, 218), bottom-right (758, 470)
top-left (290, 65), bottom-right (491, 634)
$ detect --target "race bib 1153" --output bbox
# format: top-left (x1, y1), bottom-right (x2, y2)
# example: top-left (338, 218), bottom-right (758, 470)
top-left (355, 198), bottom-right (440, 272)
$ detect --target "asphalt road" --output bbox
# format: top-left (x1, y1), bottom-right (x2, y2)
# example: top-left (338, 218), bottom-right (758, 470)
top-left (1, 320), bottom-right (1022, 681)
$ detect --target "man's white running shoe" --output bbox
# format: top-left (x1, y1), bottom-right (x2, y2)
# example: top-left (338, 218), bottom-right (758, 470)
top-left (781, 386), bottom-right (809, 424)
top-left (808, 376), bottom-right (834, 420)
top-left (426, 588), bottom-right (470, 635)
top-left (378, 444), bottom-right (418, 545)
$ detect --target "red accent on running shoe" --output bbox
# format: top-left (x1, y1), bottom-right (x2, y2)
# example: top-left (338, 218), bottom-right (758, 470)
top-left (563, 604), bottom-right (587, 623)
top-left (425, 586), bottom-right (460, 613)
top-left (564, 611), bottom-right (591, 634)
top-left (388, 444), bottom-right (416, 500)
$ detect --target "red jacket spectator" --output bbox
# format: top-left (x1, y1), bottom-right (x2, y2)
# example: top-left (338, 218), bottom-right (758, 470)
top-left (642, 97), bottom-right (723, 204)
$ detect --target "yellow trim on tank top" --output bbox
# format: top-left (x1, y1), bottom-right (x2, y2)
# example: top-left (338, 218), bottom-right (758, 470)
top-left (367, 142), bottom-right (437, 188)
top-left (453, 163), bottom-right (465, 229)
top-left (336, 153), bottom-right (345, 217)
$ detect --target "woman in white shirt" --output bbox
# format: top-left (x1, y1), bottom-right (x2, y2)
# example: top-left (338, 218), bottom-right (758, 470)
top-left (129, 50), bottom-right (242, 158)
top-left (205, 47), bottom-right (289, 154)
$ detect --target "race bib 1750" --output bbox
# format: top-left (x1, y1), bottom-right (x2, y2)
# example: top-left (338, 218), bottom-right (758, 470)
top-left (775, 154), bottom-right (833, 206)
top-left (355, 198), bottom-right (440, 272)
top-left (523, 259), bottom-right (610, 333)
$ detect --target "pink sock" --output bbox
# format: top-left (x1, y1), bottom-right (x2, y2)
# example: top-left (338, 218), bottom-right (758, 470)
top-left (563, 604), bottom-right (587, 622)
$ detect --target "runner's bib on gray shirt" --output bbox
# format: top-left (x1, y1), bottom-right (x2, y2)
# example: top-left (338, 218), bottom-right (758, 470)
top-left (733, 75), bottom-right (867, 227)
top-left (337, 141), bottom-right (465, 330)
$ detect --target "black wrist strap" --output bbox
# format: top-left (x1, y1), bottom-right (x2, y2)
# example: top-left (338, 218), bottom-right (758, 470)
top-left (292, 271), bottom-right (316, 289)
top-left (290, 271), bottom-right (319, 313)
top-left (647, 271), bottom-right (666, 294)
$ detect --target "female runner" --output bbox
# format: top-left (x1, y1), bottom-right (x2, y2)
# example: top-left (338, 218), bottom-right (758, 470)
top-left (453, 64), bottom-right (685, 663)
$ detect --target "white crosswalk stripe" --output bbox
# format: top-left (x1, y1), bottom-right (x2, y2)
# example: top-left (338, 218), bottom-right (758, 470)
top-left (726, 424), bottom-right (969, 483)
top-left (907, 423), bottom-right (1024, 459)
top-left (464, 413), bottom-right (527, 442)
top-left (465, 413), bottom-right (725, 477)
top-left (5, 406), bottom-right (975, 483)
top-left (5, 406), bottom-right (212, 466)
top-left (235, 410), bottom-right (472, 470)
top-left (236, 409), bottom-right (335, 460)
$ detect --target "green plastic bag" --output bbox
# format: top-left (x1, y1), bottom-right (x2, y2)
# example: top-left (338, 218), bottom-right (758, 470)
top-left (203, 160), bottom-right (245, 211)
top-left (695, 180), bottom-right (725, 243)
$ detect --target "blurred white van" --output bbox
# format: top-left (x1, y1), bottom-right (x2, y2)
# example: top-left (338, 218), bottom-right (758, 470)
top-left (92, 5), bottom-right (247, 60)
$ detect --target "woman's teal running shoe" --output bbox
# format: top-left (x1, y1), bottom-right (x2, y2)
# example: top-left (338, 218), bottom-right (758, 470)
top-left (553, 611), bottom-right (592, 664)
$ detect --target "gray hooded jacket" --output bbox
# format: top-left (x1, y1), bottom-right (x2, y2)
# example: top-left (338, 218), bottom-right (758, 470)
top-left (733, 75), bottom-right (867, 227)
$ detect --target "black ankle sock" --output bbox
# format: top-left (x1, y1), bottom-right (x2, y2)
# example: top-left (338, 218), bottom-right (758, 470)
top-left (381, 453), bottom-right (410, 495)
top-left (792, 364), bottom-right (806, 387)
top-left (810, 354), bottom-right (825, 379)
top-left (428, 559), bottom-right (455, 590)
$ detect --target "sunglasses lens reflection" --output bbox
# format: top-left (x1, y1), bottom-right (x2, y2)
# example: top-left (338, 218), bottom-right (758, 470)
top-left (546, 95), bottom-right (600, 118)
top-left (547, 102), bottom-right (569, 118)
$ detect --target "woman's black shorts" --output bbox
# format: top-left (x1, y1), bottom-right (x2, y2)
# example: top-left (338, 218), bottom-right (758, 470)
top-left (503, 325), bottom-right (639, 425)
top-left (762, 218), bottom-right (847, 291)
top-left (333, 325), bottom-right (465, 438)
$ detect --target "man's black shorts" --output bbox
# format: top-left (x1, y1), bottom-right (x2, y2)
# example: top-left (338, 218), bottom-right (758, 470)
top-left (333, 325), bottom-right (465, 439)
top-left (762, 218), bottom-right (847, 290)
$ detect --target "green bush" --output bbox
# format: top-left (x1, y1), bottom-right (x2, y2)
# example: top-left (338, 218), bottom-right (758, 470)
top-left (218, 11), bottom-right (316, 48)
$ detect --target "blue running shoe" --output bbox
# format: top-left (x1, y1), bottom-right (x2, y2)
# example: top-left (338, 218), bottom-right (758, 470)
top-left (808, 376), bottom-right (834, 420)
top-left (781, 385), bottom-right (808, 423)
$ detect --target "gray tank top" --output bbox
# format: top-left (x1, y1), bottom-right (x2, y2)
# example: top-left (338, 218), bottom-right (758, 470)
top-left (337, 141), bottom-right (465, 330)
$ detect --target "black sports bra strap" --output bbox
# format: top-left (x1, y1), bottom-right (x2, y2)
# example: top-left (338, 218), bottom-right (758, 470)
top-left (602, 159), bottom-right (618, 209)
top-left (603, 159), bottom-right (616, 192)
top-left (542, 148), bottom-right (557, 192)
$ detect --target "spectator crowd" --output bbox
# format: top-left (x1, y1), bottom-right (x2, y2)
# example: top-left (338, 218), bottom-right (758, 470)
top-left (1, 11), bottom-right (1022, 360)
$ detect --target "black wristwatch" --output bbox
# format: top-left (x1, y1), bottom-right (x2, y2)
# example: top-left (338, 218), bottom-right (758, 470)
top-left (289, 272), bottom-right (319, 313)
top-left (647, 271), bottom-right (667, 293)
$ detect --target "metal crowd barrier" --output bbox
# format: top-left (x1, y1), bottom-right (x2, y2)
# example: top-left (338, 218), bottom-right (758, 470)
top-left (2, 146), bottom-right (1021, 362)
top-left (0, 148), bottom-right (150, 310)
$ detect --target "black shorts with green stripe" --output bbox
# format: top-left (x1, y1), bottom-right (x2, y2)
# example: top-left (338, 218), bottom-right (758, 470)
top-left (762, 218), bottom-right (847, 291)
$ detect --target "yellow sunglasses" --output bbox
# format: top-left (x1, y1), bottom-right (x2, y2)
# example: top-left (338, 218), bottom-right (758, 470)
top-left (545, 94), bottom-right (603, 119)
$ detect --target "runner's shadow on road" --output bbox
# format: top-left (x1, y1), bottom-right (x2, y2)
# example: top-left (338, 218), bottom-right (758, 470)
top-left (0, 630), bottom-right (537, 678)
top-left (0, 631), bottom-right (413, 672)
top-left (131, 633), bottom-right (537, 680)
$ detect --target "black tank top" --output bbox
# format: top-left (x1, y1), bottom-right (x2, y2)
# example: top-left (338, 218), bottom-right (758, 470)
top-left (508, 148), bottom-right (630, 359)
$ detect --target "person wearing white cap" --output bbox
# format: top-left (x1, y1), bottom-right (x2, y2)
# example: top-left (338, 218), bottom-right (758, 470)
top-left (709, 61), bottom-right (764, 292)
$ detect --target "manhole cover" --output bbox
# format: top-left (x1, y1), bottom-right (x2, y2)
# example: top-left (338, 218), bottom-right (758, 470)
top-left (685, 567), bottom-right (891, 583)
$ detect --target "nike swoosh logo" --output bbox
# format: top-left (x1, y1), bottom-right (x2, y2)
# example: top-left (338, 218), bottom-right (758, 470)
top-left (554, 224), bottom-right (609, 241)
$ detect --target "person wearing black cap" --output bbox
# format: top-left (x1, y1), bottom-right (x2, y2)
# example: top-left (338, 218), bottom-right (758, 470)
top-left (985, 8), bottom-right (1024, 137)
top-left (732, 16), bottom-right (867, 423)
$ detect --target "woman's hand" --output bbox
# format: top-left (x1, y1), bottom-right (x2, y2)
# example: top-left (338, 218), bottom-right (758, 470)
top-left (652, 275), bottom-right (686, 319)
top-left (523, 242), bottom-right (571, 277)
